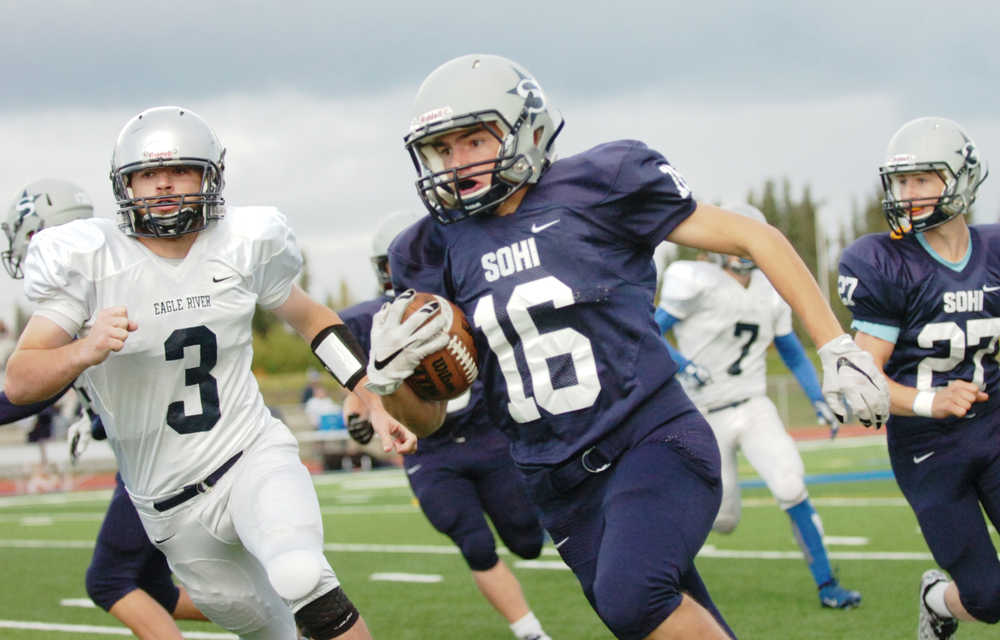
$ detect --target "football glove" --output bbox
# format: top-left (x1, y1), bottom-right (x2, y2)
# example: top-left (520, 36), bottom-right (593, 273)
top-left (346, 413), bottom-right (374, 445)
top-left (365, 290), bottom-right (451, 396)
top-left (67, 414), bottom-right (92, 464)
top-left (813, 399), bottom-right (839, 438)
top-left (677, 361), bottom-right (712, 389)
top-left (817, 334), bottom-right (890, 429)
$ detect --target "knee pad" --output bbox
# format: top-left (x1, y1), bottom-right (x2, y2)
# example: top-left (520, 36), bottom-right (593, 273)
top-left (771, 475), bottom-right (808, 510)
top-left (503, 527), bottom-right (543, 560)
top-left (295, 587), bottom-right (360, 639)
top-left (457, 527), bottom-right (499, 572)
top-left (958, 575), bottom-right (1000, 623)
top-left (594, 573), bottom-right (681, 639)
top-left (712, 512), bottom-right (739, 534)
top-left (85, 563), bottom-right (136, 612)
top-left (267, 550), bottom-right (322, 601)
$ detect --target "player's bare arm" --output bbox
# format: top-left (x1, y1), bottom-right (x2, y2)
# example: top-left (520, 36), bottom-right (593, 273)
top-left (855, 331), bottom-right (988, 419)
top-left (669, 203), bottom-right (842, 347)
top-left (4, 307), bottom-right (137, 405)
top-left (669, 202), bottom-right (890, 428)
top-left (274, 284), bottom-right (419, 453)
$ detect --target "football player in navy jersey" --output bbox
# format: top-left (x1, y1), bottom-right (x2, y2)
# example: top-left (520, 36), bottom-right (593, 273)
top-left (365, 54), bottom-right (890, 640)
top-left (338, 211), bottom-right (552, 640)
top-left (2, 178), bottom-right (209, 639)
top-left (838, 117), bottom-right (996, 640)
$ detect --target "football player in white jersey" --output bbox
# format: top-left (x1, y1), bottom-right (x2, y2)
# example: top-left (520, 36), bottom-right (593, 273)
top-left (657, 203), bottom-right (862, 610)
top-left (2, 178), bottom-right (212, 638)
top-left (4, 106), bottom-right (435, 640)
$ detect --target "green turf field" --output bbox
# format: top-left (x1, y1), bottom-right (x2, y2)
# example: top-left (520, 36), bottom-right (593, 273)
top-left (0, 436), bottom-right (995, 639)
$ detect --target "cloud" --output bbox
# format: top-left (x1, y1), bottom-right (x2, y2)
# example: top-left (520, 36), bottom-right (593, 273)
top-left (3, 32), bottom-right (999, 329)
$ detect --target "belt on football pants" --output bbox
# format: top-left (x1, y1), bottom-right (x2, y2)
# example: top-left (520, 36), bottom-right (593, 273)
top-left (547, 426), bottom-right (634, 495)
top-left (153, 450), bottom-right (244, 512)
top-left (706, 398), bottom-right (751, 414)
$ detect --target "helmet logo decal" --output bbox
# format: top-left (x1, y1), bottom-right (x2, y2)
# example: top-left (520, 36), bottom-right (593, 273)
top-left (959, 142), bottom-right (979, 167)
top-left (11, 190), bottom-right (41, 236)
top-left (887, 153), bottom-right (917, 166)
top-left (507, 68), bottom-right (546, 123)
top-left (141, 132), bottom-right (181, 160)
top-left (410, 106), bottom-right (454, 132)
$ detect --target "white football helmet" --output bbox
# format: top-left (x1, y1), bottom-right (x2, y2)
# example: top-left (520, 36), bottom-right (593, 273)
top-left (404, 54), bottom-right (564, 224)
top-left (3, 179), bottom-right (93, 279)
top-left (710, 202), bottom-right (768, 274)
top-left (110, 106), bottom-right (226, 238)
top-left (879, 117), bottom-right (988, 236)
top-left (370, 210), bottom-right (424, 296)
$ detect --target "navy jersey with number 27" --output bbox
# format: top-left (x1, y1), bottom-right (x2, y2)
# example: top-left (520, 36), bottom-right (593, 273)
top-left (839, 226), bottom-right (1000, 436)
top-left (390, 140), bottom-right (697, 465)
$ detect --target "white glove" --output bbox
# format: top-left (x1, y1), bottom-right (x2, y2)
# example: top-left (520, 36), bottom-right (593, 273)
top-left (817, 334), bottom-right (890, 429)
top-left (68, 414), bottom-right (92, 464)
top-left (813, 399), bottom-right (839, 438)
top-left (365, 290), bottom-right (451, 396)
top-left (677, 361), bottom-right (712, 390)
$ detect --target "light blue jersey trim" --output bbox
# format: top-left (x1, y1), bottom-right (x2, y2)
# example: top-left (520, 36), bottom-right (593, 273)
top-left (916, 231), bottom-right (971, 271)
top-left (851, 319), bottom-right (899, 344)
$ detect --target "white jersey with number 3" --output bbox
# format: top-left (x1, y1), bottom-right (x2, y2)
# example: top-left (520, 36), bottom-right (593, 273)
top-left (22, 207), bottom-right (302, 502)
top-left (659, 260), bottom-right (792, 410)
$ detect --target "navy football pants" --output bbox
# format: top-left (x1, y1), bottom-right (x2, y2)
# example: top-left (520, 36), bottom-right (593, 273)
top-left (86, 474), bottom-right (180, 613)
top-left (519, 411), bottom-right (735, 640)
top-left (890, 416), bottom-right (1000, 623)
top-left (405, 436), bottom-right (544, 571)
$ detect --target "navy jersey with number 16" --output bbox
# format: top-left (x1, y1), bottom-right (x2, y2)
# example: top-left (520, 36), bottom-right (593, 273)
top-left (390, 140), bottom-right (699, 466)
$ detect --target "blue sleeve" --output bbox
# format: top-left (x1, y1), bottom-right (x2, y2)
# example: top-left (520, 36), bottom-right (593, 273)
top-left (653, 307), bottom-right (689, 368)
top-left (0, 385), bottom-right (72, 425)
top-left (774, 332), bottom-right (823, 403)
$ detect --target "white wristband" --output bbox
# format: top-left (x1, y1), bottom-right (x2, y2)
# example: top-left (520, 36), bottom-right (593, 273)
top-left (912, 390), bottom-right (935, 418)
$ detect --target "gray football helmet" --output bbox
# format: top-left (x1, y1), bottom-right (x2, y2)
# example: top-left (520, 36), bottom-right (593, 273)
top-left (404, 54), bottom-right (564, 224)
top-left (370, 210), bottom-right (424, 296)
top-left (3, 179), bottom-right (93, 279)
top-left (879, 117), bottom-right (988, 236)
top-left (710, 202), bottom-right (767, 274)
top-left (110, 106), bottom-right (226, 238)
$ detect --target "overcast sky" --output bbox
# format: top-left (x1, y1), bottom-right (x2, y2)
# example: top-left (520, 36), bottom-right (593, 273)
top-left (3, 0), bottom-right (999, 328)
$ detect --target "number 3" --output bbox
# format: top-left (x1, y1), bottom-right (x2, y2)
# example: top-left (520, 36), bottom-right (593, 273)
top-left (164, 325), bottom-right (221, 434)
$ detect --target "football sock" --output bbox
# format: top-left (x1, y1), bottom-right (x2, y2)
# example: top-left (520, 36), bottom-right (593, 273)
top-left (924, 580), bottom-right (953, 618)
top-left (510, 611), bottom-right (545, 639)
top-left (786, 498), bottom-right (834, 587)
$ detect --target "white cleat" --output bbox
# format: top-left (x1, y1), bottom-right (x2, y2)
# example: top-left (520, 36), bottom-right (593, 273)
top-left (918, 569), bottom-right (958, 640)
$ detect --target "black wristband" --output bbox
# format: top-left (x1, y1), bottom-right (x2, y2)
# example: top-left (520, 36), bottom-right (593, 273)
top-left (311, 324), bottom-right (367, 391)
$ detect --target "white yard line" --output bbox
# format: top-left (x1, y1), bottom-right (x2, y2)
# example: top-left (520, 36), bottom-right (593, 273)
top-left (0, 620), bottom-right (235, 638)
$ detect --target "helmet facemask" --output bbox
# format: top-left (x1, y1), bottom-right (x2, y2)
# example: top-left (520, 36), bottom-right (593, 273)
top-left (113, 158), bottom-right (225, 238)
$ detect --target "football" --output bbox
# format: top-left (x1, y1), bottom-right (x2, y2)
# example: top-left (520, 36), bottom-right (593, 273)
top-left (402, 292), bottom-right (478, 401)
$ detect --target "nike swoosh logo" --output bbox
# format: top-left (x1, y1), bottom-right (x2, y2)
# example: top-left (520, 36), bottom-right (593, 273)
top-left (554, 536), bottom-right (570, 549)
top-left (372, 347), bottom-right (405, 370)
top-left (406, 464), bottom-right (422, 475)
top-left (984, 285), bottom-right (1000, 292)
top-left (153, 534), bottom-right (176, 544)
top-left (212, 275), bottom-right (233, 283)
top-left (913, 452), bottom-right (935, 464)
top-left (821, 597), bottom-right (839, 608)
top-left (530, 219), bottom-right (560, 233)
